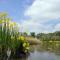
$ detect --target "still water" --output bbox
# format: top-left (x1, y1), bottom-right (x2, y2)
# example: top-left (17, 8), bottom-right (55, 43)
top-left (13, 50), bottom-right (60, 60)
top-left (11, 45), bottom-right (60, 60)
top-left (27, 51), bottom-right (60, 60)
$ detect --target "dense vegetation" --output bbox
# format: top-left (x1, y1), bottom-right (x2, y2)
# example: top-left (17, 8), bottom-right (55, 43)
top-left (36, 32), bottom-right (60, 53)
top-left (0, 12), bottom-right (30, 58)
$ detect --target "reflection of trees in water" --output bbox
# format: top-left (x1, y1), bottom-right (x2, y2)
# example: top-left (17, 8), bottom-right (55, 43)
top-left (10, 56), bottom-right (28, 60)
top-left (30, 41), bottom-right (60, 55)
top-left (0, 54), bottom-right (29, 60)
top-left (40, 41), bottom-right (60, 51)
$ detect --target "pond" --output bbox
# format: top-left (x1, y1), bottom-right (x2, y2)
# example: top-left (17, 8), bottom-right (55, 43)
top-left (0, 45), bottom-right (60, 60)
top-left (10, 45), bottom-right (60, 60)
top-left (27, 51), bottom-right (60, 60)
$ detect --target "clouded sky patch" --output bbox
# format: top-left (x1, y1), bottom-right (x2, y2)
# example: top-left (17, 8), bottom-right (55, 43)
top-left (20, 0), bottom-right (60, 33)
top-left (0, 0), bottom-right (60, 33)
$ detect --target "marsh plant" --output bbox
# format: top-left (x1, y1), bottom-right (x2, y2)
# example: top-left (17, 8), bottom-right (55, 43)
top-left (0, 12), bottom-right (30, 58)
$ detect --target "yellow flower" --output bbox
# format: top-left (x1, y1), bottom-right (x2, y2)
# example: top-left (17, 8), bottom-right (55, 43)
top-left (23, 43), bottom-right (26, 47)
top-left (26, 47), bottom-right (30, 50)
top-left (20, 36), bottom-right (24, 40)
top-left (9, 22), bottom-right (16, 28)
top-left (13, 22), bottom-right (16, 26)
top-left (9, 23), bottom-right (13, 28)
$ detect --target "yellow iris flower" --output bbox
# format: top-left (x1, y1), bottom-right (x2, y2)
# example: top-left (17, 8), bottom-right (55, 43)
top-left (23, 43), bottom-right (26, 47)
top-left (26, 47), bottom-right (30, 50)
top-left (9, 22), bottom-right (16, 28)
top-left (18, 36), bottom-right (25, 41)
top-left (20, 36), bottom-right (25, 40)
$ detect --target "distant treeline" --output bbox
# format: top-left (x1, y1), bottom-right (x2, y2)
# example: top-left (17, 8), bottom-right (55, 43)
top-left (22, 31), bottom-right (60, 41)
top-left (22, 31), bottom-right (60, 53)
top-left (36, 31), bottom-right (60, 41)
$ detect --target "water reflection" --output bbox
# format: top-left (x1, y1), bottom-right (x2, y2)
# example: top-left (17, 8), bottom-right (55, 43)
top-left (0, 45), bottom-right (60, 60)
top-left (28, 51), bottom-right (60, 60)
top-left (11, 45), bottom-right (60, 60)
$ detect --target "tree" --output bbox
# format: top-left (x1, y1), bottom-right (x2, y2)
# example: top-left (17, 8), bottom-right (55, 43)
top-left (23, 32), bottom-right (28, 36)
top-left (54, 31), bottom-right (60, 36)
top-left (30, 32), bottom-right (35, 37)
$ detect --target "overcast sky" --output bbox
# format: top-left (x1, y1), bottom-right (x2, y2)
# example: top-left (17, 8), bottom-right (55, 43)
top-left (0, 0), bottom-right (60, 33)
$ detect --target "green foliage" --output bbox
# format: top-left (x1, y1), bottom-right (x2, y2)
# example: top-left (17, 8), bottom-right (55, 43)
top-left (0, 12), bottom-right (30, 54)
top-left (36, 32), bottom-right (60, 52)
top-left (54, 31), bottom-right (60, 36)
top-left (30, 32), bottom-right (35, 37)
